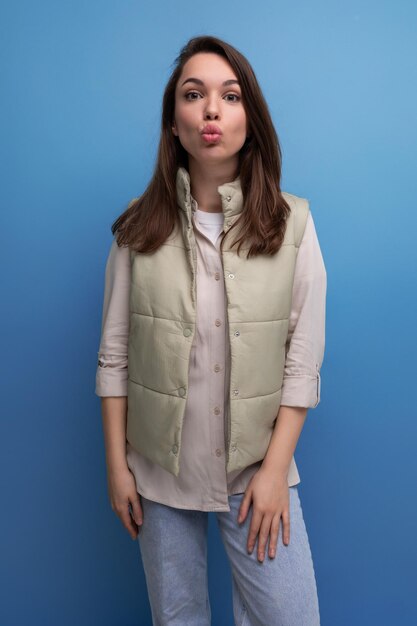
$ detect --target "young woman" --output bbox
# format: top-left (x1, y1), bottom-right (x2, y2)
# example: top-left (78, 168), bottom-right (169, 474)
top-left (96, 35), bottom-right (326, 626)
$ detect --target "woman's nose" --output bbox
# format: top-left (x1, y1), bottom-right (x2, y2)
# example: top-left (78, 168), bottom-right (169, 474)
top-left (204, 98), bottom-right (220, 119)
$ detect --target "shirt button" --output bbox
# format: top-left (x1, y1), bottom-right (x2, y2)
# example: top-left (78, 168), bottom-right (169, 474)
top-left (214, 363), bottom-right (221, 372)
top-left (178, 387), bottom-right (186, 397)
top-left (213, 406), bottom-right (221, 415)
top-left (183, 328), bottom-right (192, 337)
top-left (228, 273), bottom-right (235, 279)
top-left (215, 319), bottom-right (221, 327)
top-left (215, 448), bottom-right (222, 457)
top-left (214, 272), bottom-right (221, 280)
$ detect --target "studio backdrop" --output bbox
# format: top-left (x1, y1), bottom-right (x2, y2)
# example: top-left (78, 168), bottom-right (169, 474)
top-left (1, 1), bottom-right (416, 625)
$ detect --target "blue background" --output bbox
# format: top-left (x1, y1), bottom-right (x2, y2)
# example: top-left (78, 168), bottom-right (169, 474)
top-left (1, 1), bottom-right (416, 624)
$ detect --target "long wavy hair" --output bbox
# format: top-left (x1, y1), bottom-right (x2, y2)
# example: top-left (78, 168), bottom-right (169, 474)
top-left (112, 35), bottom-right (291, 257)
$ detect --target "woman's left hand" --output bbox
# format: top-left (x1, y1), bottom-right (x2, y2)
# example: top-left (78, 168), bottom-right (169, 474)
top-left (237, 467), bottom-right (290, 562)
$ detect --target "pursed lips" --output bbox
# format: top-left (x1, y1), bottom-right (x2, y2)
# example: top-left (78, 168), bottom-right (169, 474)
top-left (200, 124), bottom-right (222, 143)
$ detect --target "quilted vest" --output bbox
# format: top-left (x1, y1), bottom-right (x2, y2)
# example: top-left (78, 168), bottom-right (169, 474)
top-left (126, 166), bottom-right (310, 478)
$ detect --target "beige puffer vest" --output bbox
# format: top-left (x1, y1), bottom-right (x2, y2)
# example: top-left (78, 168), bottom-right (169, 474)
top-left (126, 166), bottom-right (309, 478)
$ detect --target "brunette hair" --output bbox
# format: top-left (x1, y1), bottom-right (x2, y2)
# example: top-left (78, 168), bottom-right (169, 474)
top-left (112, 35), bottom-right (291, 257)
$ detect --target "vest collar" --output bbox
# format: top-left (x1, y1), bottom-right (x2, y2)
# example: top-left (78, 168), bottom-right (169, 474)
top-left (176, 166), bottom-right (243, 226)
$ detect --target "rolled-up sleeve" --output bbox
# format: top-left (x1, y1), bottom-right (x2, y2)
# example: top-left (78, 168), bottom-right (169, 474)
top-left (280, 211), bottom-right (327, 409)
top-left (95, 238), bottom-right (131, 397)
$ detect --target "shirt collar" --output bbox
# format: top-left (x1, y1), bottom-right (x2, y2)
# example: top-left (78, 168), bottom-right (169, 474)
top-left (176, 165), bottom-right (243, 223)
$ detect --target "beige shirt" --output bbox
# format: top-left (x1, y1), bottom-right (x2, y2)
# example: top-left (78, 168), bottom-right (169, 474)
top-left (95, 196), bottom-right (327, 511)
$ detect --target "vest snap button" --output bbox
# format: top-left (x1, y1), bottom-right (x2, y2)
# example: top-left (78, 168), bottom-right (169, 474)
top-left (233, 389), bottom-right (239, 396)
top-left (228, 273), bottom-right (235, 279)
top-left (226, 195), bottom-right (232, 202)
top-left (234, 330), bottom-right (240, 336)
top-left (183, 328), bottom-right (192, 337)
top-left (178, 387), bottom-right (186, 397)
top-left (231, 444), bottom-right (237, 452)
top-left (172, 444), bottom-right (178, 454)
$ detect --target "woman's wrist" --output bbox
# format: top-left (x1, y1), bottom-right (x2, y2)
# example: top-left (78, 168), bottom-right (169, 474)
top-left (260, 458), bottom-right (290, 480)
top-left (106, 449), bottom-right (129, 474)
top-left (101, 397), bottom-right (129, 472)
top-left (261, 405), bottom-right (307, 476)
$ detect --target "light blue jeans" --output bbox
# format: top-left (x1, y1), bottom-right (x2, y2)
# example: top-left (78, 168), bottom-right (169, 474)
top-left (137, 486), bottom-right (320, 625)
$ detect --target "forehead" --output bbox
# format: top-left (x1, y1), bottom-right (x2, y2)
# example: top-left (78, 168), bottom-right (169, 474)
top-left (179, 52), bottom-right (238, 83)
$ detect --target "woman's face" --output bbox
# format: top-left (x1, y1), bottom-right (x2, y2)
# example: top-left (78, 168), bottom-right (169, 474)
top-left (173, 52), bottom-right (249, 168)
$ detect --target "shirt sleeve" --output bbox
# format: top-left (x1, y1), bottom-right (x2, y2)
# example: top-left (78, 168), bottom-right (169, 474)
top-left (280, 211), bottom-right (327, 409)
top-left (95, 238), bottom-right (131, 397)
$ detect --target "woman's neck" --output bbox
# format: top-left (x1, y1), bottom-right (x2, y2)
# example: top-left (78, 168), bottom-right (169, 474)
top-left (187, 160), bottom-right (238, 213)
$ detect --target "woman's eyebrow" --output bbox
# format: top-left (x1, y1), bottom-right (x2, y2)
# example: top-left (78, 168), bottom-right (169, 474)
top-left (181, 77), bottom-right (240, 87)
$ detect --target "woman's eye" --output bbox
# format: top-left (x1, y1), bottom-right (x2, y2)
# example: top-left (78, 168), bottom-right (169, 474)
top-left (225, 93), bottom-right (241, 102)
top-left (185, 91), bottom-right (200, 100)
top-left (184, 92), bottom-right (241, 102)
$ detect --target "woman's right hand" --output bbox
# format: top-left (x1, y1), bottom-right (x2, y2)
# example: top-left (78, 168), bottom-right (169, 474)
top-left (106, 464), bottom-right (143, 540)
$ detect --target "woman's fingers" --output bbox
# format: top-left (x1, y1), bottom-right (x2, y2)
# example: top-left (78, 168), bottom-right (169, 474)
top-left (256, 514), bottom-right (273, 562)
top-left (116, 499), bottom-right (139, 540)
top-left (281, 506), bottom-right (290, 546)
top-left (246, 507), bottom-right (261, 554)
top-left (108, 466), bottom-right (142, 540)
top-left (130, 494), bottom-right (143, 528)
top-left (268, 507), bottom-right (290, 558)
top-left (247, 508), bottom-right (290, 561)
top-left (268, 514), bottom-right (280, 559)
top-left (237, 488), bottom-right (252, 524)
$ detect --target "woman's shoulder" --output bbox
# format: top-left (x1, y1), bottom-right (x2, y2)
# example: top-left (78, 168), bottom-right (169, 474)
top-left (105, 235), bottom-right (132, 277)
top-left (281, 190), bottom-right (310, 212)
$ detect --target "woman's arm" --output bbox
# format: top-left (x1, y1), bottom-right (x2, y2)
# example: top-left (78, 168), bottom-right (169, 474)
top-left (261, 405), bottom-right (307, 477)
top-left (96, 240), bottom-right (142, 538)
top-left (261, 210), bottom-right (327, 476)
top-left (100, 397), bottom-right (131, 488)
top-left (95, 238), bottom-right (130, 398)
top-left (238, 210), bottom-right (327, 561)
top-left (101, 396), bottom-right (142, 539)
top-left (95, 237), bottom-right (130, 468)
top-left (101, 397), bottom-right (129, 472)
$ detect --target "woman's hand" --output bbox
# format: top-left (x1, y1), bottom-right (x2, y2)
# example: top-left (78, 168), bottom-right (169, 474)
top-left (237, 467), bottom-right (290, 562)
top-left (106, 464), bottom-right (143, 540)
top-left (100, 398), bottom-right (142, 540)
